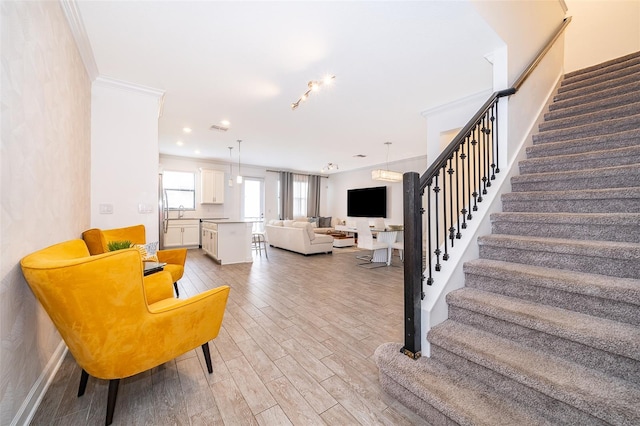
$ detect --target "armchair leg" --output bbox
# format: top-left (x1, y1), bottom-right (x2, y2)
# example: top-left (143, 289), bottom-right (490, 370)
top-left (106, 379), bottom-right (120, 426)
top-left (202, 342), bottom-right (213, 374)
top-left (78, 369), bottom-right (89, 397)
top-left (173, 282), bottom-right (179, 297)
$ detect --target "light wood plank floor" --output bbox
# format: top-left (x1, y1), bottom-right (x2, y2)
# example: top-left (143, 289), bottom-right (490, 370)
top-left (31, 246), bottom-right (427, 425)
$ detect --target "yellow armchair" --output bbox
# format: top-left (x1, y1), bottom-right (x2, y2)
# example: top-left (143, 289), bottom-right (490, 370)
top-left (82, 224), bottom-right (187, 297)
top-left (21, 239), bottom-right (229, 425)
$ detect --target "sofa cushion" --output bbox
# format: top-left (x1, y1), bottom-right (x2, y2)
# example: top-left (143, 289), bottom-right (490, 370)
top-left (292, 221), bottom-right (315, 241)
top-left (283, 220), bottom-right (296, 227)
top-left (269, 220), bottom-right (283, 226)
top-left (313, 234), bottom-right (333, 244)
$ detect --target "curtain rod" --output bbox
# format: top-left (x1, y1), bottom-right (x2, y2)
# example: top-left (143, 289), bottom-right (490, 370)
top-left (266, 169), bottom-right (329, 178)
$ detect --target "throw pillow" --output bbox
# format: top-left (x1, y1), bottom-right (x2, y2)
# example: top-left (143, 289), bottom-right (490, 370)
top-left (318, 216), bottom-right (332, 228)
top-left (135, 243), bottom-right (159, 262)
top-left (283, 220), bottom-right (296, 227)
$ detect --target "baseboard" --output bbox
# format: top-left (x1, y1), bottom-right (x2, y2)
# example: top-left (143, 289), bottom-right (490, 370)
top-left (11, 341), bottom-right (68, 426)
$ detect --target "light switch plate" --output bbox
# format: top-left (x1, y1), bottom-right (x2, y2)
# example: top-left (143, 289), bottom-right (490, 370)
top-left (99, 203), bottom-right (113, 214)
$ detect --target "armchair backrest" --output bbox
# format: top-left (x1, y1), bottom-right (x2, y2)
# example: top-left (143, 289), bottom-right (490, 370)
top-left (21, 239), bottom-right (151, 377)
top-left (83, 224), bottom-right (147, 255)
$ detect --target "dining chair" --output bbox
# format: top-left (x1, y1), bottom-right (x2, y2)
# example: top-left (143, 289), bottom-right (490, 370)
top-left (356, 219), bottom-right (389, 266)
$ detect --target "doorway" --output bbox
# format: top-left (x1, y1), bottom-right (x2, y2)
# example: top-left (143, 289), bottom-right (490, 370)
top-left (242, 177), bottom-right (265, 226)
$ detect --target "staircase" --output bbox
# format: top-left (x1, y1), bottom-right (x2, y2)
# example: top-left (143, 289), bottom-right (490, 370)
top-left (376, 52), bottom-right (640, 425)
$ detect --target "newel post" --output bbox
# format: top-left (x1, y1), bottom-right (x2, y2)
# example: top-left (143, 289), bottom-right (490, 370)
top-left (402, 171), bottom-right (422, 359)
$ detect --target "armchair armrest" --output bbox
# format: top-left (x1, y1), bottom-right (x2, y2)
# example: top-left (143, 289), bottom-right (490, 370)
top-left (157, 248), bottom-right (187, 267)
top-left (143, 271), bottom-right (175, 304)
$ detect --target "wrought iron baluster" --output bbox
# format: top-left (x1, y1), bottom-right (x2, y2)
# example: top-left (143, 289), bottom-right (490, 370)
top-left (433, 175), bottom-right (442, 270)
top-left (447, 156), bottom-right (456, 245)
top-left (495, 100), bottom-right (501, 174)
top-left (460, 137), bottom-right (468, 227)
top-left (454, 147), bottom-right (462, 238)
top-left (426, 180), bottom-right (433, 285)
top-left (471, 126), bottom-right (479, 209)
top-left (441, 167), bottom-right (449, 261)
top-left (480, 115), bottom-right (488, 197)
top-left (490, 103), bottom-right (497, 180)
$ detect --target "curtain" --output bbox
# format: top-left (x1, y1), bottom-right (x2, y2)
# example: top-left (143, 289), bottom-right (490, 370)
top-left (279, 171), bottom-right (293, 219)
top-left (307, 174), bottom-right (321, 217)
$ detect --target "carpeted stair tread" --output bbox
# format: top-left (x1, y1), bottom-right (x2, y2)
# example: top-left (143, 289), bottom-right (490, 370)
top-left (490, 212), bottom-right (640, 243)
top-left (446, 287), bottom-right (640, 362)
top-left (464, 260), bottom-right (640, 327)
top-left (526, 128), bottom-right (640, 158)
top-left (477, 234), bottom-right (640, 279)
top-left (510, 163), bottom-right (640, 192)
top-left (374, 342), bottom-right (550, 426)
top-left (501, 186), bottom-right (640, 213)
top-left (428, 321), bottom-right (640, 426)
top-left (519, 145), bottom-right (640, 174)
top-left (540, 101), bottom-right (640, 132)
top-left (550, 80), bottom-right (640, 111)
top-left (558, 62), bottom-right (640, 95)
top-left (546, 89), bottom-right (640, 122)
top-left (563, 50), bottom-right (640, 82)
top-left (532, 113), bottom-right (640, 144)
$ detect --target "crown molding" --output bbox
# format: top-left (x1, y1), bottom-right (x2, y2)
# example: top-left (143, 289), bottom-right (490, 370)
top-left (93, 76), bottom-right (165, 98)
top-left (59, 0), bottom-right (99, 81)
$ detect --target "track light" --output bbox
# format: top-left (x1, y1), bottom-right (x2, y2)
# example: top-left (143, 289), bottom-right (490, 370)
top-left (291, 75), bottom-right (335, 110)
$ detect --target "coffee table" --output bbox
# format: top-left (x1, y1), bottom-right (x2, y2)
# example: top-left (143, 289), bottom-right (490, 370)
top-left (332, 235), bottom-right (355, 248)
top-left (143, 261), bottom-right (167, 276)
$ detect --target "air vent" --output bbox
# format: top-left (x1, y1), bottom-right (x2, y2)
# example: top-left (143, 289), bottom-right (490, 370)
top-left (210, 124), bottom-right (229, 132)
top-left (353, 154), bottom-right (367, 158)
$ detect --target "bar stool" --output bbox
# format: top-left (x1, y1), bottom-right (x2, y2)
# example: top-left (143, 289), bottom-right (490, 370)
top-left (252, 222), bottom-right (268, 258)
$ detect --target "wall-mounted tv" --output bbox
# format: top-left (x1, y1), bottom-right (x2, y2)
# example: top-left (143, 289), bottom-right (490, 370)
top-left (347, 186), bottom-right (387, 218)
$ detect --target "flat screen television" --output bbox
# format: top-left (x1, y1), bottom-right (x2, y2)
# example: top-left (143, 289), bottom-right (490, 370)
top-left (347, 186), bottom-right (387, 218)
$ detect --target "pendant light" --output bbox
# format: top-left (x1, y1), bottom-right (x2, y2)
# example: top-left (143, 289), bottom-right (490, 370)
top-left (372, 141), bottom-right (403, 182)
top-left (227, 146), bottom-right (234, 187)
top-left (236, 139), bottom-right (243, 184)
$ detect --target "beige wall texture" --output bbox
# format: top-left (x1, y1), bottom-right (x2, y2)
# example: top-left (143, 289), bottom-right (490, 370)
top-left (0, 2), bottom-right (91, 424)
top-left (565, 0), bottom-right (640, 73)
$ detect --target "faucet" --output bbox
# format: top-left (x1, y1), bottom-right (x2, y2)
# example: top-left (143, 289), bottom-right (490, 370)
top-left (178, 205), bottom-right (184, 218)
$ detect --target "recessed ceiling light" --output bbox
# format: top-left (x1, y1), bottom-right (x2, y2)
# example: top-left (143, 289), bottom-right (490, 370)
top-left (220, 120), bottom-right (230, 127)
top-left (182, 127), bottom-right (192, 133)
top-left (176, 141), bottom-right (184, 146)
top-left (194, 150), bottom-right (200, 154)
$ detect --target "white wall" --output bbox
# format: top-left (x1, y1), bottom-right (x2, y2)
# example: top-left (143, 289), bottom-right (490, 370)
top-left (326, 156), bottom-right (429, 226)
top-left (564, 0), bottom-right (640, 73)
top-left (91, 78), bottom-right (163, 237)
top-left (1, 2), bottom-right (91, 424)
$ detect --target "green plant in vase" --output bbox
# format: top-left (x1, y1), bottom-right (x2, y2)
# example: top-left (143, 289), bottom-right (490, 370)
top-left (107, 240), bottom-right (134, 251)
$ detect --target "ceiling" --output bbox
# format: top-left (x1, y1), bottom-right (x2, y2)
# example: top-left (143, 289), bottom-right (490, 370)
top-left (77, 1), bottom-right (504, 174)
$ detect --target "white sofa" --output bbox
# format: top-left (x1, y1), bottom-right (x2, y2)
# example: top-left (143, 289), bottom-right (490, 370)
top-left (265, 220), bottom-right (333, 255)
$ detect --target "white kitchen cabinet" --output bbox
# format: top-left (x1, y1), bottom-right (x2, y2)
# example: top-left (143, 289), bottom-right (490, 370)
top-left (201, 221), bottom-right (251, 264)
top-left (164, 222), bottom-right (200, 248)
top-left (200, 169), bottom-right (225, 204)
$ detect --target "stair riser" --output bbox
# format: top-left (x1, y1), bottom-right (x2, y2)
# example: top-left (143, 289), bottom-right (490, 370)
top-left (540, 102), bottom-right (640, 132)
top-left (546, 91), bottom-right (640, 121)
top-left (511, 171), bottom-right (640, 192)
top-left (490, 220), bottom-right (640, 244)
top-left (559, 64), bottom-right (640, 94)
top-left (526, 132), bottom-right (640, 159)
top-left (502, 198), bottom-right (640, 214)
top-left (563, 52), bottom-right (640, 81)
top-left (532, 116), bottom-right (640, 145)
top-left (428, 344), bottom-right (607, 426)
top-left (519, 154), bottom-right (640, 174)
top-left (378, 373), bottom-right (452, 425)
top-left (464, 272), bottom-right (640, 326)
top-left (478, 245), bottom-right (640, 279)
top-left (448, 306), bottom-right (640, 383)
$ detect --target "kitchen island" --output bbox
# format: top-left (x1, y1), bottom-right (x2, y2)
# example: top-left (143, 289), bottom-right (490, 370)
top-left (201, 220), bottom-right (254, 265)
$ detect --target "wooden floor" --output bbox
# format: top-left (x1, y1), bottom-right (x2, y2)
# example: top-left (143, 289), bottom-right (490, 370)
top-left (31, 246), bottom-right (427, 425)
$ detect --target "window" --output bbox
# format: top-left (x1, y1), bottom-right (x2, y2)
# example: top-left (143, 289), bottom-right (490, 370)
top-left (163, 171), bottom-right (195, 210)
top-left (292, 174), bottom-right (308, 218)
